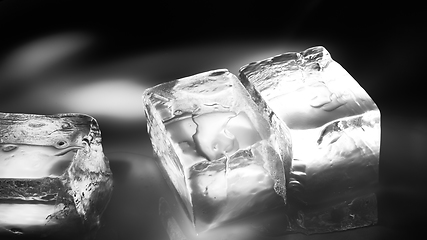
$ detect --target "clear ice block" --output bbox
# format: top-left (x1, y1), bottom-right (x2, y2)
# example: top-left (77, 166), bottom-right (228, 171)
top-left (0, 112), bottom-right (113, 237)
top-left (239, 46), bottom-right (380, 234)
top-left (143, 69), bottom-right (292, 233)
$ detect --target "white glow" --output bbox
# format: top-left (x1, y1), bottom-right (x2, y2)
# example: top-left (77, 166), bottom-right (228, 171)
top-left (0, 204), bottom-right (55, 226)
top-left (59, 79), bottom-right (147, 121)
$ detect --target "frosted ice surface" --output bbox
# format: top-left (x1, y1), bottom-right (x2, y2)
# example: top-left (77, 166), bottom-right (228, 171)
top-left (0, 113), bottom-right (113, 236)
top-left (143, 69), bottom-right (292, 233)
top-left (239, 46), bottom-right (380, 234)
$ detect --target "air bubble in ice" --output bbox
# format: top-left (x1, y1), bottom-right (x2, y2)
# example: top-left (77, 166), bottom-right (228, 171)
top-left (55, 140), bottom-right (68, 148)
top-left (174, 110), bottom-right (183, 116)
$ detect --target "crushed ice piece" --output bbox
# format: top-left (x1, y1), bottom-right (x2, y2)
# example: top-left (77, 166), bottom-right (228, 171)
top-left (239, 46), bottom-right (380, 234)
top-left (0, 112), bottom-right (113, 237)
top-left (143, 69), bottom-right (292, 233)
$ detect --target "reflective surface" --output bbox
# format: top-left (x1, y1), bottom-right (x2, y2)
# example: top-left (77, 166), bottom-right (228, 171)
top-left (0, 46), bottom-right (425, 239)
top-left (0, 1), bottom-right (425, 239)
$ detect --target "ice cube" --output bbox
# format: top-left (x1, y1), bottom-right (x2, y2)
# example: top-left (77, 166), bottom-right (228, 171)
top-left (143, 69), bottom-right (292, 233)
top-left (0, 112), bottom-right (113, 237)
top-left (239, 46), bottom-right (380, 234)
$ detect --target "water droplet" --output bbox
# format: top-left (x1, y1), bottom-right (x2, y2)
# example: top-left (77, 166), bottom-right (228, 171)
top-left (2, 144), bottom-right (18, 152)
top-left (174, 110), bottom-right (183, 116)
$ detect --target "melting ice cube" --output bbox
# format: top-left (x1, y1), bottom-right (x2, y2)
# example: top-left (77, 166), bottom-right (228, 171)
top-left (239, 46), bottom-right (380, 234)
top-left (143, 69), bottom-right (292, 233)
top-left (0, 112), bottom-right (113, 237)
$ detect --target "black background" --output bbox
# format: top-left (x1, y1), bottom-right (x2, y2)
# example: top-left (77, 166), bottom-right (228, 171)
top-left (0, 1), bottom-right (426, 240)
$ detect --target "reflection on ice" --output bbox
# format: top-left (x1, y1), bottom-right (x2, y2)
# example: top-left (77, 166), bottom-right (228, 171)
top-left (166, 111), bottom-right (279, 230)
top-left (239, 46), bottom-right (380, 234)
top-left (167, 112), bottom-right (261, 164)
top-left (192, 112), bottom-right (261, 161)
top-left (289, 111), bottom-right (380, 205)
top-left (144, 46), bottom-right (380, 236)
top-left (143, 69), bottom-right (291, 233)
top-left (0, 144), bottom-right (78, 178)
top-left (159, 197), bottom-right (188, 240)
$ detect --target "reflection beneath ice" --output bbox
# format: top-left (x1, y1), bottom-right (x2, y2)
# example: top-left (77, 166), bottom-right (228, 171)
top-left (104, 152), bottom-right (290, 240)
top-left (159, 197), bottom-right (187, 240)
